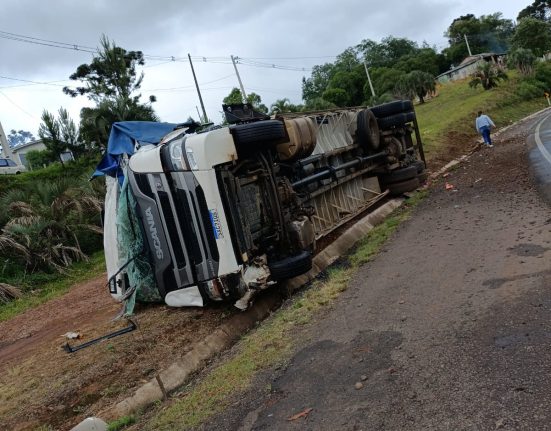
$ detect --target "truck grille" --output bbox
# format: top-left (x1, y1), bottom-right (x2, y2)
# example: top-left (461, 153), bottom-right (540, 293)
top-left (128, 169), bottom-right (219, 296)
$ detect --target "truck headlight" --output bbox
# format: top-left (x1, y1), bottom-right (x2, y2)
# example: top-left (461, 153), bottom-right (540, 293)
top-left (167, 140), bottom-right (186, 170)
top-left (185, 147), bottom-right (199, 170)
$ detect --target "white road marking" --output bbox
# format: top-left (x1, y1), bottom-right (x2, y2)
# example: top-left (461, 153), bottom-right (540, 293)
top-left (535, 114), bottom-right (551, 166)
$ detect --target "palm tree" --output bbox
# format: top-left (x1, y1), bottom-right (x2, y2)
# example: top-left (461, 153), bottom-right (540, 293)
top-left (394, 70), bottom-right (436, 103)
top-left (469, 62), bottom-right (508, 90)
top-left (0, 177), bottom-right (103, 272)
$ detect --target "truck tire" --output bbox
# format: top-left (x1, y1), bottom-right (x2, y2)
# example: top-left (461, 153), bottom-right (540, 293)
top-left (385, 177), bottom-right (420, 196)
top-left (371, 100), bottom-right (413, 118)
top-left (379, 165), bottom-right (418, 185)
top-left (356, 109), bottom-right (380, 151)
top-left (417, 171), bottom-right (428, 184)
top-left (412, 160), bottom-right (425, 173)
top-left (377, 112), bottom-right (416, 130)
top-left (268, 250), bottom-right (312, 280)
top-left (232, 120), bottom-right (286, 153)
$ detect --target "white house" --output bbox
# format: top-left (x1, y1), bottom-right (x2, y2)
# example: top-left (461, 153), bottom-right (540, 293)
top-left (11, 140), bottom-right (47, 167)
top-left (437, 53), bottom-right (506, 84)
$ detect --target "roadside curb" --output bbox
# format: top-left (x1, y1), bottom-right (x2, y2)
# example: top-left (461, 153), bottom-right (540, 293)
top-left (98, 198), bottom-right (404, 422)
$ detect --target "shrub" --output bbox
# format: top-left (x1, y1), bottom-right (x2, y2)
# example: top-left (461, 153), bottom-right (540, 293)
top-left (535, 61), bottom-right (551, 89)
top-left (25, 149), bottom-right (55, 170)
top-left (517, 78), bottom-right (547, 100)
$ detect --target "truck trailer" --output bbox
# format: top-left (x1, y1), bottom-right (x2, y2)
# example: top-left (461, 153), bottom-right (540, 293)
top-left (98, 100), bottom-right (426, 311)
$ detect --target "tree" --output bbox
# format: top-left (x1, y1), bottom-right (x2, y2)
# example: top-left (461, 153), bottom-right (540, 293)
top-left (444, 13), bottom-right (514, 65)
top-left (518, 0), bottom-right (551, 21)
top-left (369, 67), bottom-right (407, 98)
top-left (469, 62), bottom-right (508, 90)
top-left (357, 36), bottom-right (418, 68)
top-left (63, 36), bottom-right (158, 149)
top-left (511, 17), bottom-right (551, 57)
top-left (223, 88), bottom-right (268, 113)
top-left (394, 47), bottom-right (446, 75)
top-left (7, 130), bottom-right (35, 148)
top-left (302, 63), bottom-right (335, 102)
top-left (270, 98), bottom-right (302, 114)
top-left (38, 107), bottom-right (86, 166)
top-left (322, 88), bottom-right (350, 107)
top-left (508, 48), bottom-right (537, 75)
top-left (394, 71), bottom-right (436, 103)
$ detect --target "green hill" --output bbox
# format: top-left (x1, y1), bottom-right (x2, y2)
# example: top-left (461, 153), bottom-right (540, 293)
top-left (415, 71), bottom-right (548, 166)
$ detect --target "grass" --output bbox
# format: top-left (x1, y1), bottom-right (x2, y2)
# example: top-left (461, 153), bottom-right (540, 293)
top-left (0, 251), bottom-right (105, 322)
top-left (416, 71), bottom-right (548, 157)
top-left (0, 155), bottom-right (100, 195)
top-left (108, 415), bottom-right (136, 431)
top-left (145, 190), bottom-right (427, 430)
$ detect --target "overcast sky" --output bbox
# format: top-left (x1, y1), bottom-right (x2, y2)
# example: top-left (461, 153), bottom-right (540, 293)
top-left (0, 0), bottom-right (525, 138)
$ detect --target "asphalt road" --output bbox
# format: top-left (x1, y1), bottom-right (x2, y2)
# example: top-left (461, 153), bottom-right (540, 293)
top-left (204, 111), bottom-right (551, 431)
top-left (528, 110), bottom-right (551, 205)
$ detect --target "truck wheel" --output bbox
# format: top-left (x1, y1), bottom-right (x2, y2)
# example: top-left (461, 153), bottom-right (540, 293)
top-left (377, 112), bottom-right (416, 130)
top-left (268, 250), bottom-right (312, 280)
top-left (417, 171), bottom-right (428, 184)
top-left (385, 177), bottom-right (420, 196)
top-left (412, 160), bottom-right (425, 173)
top-left (371, 100), bottom-right (413, 118)
top-left (379, 165), bottom-right (418, 185)
top-left (356, 109), bottom-right (380, 151)
top-left (232, 120), bottom-right (286, 152)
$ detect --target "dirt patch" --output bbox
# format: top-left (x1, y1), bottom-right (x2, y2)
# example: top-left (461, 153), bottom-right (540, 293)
top-left (0, 275), bottom-right (236, 430)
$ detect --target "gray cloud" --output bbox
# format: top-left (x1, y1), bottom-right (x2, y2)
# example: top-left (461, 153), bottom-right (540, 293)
top-left (0, 0), bottom-right (522, 133)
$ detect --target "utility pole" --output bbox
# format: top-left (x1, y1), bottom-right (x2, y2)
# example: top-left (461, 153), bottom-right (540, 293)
top-left (188, 53), bottom-right (208, 123)
top-left (231, 55), bottom-right (248, 103)
top-left (364, 62), bottom-right (376, 98)
top-left (464, 34), bottom-right (473, 56)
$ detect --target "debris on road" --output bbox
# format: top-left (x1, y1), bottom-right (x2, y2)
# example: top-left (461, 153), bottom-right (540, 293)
top-left (287, 408), bottom-right (313, 421)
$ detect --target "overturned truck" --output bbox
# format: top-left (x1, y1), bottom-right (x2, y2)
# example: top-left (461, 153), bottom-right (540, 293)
top-left (99, 100), bottom-right (426, 311)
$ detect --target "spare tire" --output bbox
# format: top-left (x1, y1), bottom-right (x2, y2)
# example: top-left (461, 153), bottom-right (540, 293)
top-left (356, 109), bottom-right (380, 151)
top-left (379, 165), bottom-right (418, 185)
top-left (371, 100), bottom-right (413, 118)
top-left (268, 250), bottom-right (312, 280)
top-left (377, 112), bottom-right (416, 130)
top-left (276, 117), bottom-right (317, 162)
top-left (232, 120), bottom-right (286, 155)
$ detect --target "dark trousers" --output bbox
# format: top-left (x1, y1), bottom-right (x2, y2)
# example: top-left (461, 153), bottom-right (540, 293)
top-left (480, 126), bottom-right (491, 145)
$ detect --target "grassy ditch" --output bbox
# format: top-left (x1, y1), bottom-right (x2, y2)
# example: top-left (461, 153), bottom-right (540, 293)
top-left (0, 251), bottom-right (105, 322)
top-left (142, 191), bottom-right (427, 430)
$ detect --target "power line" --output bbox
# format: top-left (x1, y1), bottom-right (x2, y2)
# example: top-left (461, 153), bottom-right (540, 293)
top-left (142, 73), bottom-right (235, 92)
top-left (0, 91), bottom-right (39, 119)
top-left (0, 75), bottom-right (68, 88)
top-left (0, 29), bottom-right (316, 72)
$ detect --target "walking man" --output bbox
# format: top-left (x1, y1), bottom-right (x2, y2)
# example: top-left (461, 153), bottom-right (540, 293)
top-left (475, 110), bottom-right (496, 147)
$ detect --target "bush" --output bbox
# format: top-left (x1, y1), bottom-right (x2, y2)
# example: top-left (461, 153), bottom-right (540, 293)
top-left (25, 149), bottom-right (56, 170)
top-left (517, 78), bottom-right (547, 100)
top-left (535, 61), bottom-right (551, 89)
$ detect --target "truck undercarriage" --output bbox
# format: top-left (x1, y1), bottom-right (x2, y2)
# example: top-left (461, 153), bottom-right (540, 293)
top-left (102, 100), bottom-right (426, 310)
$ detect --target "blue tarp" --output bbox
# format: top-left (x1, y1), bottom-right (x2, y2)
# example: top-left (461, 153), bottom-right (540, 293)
top-left (92, 121), bottom-right (181, 180)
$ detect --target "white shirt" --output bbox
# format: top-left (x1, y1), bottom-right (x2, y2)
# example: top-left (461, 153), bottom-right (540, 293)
top-left (475, 114), bottom-right (495, 132)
